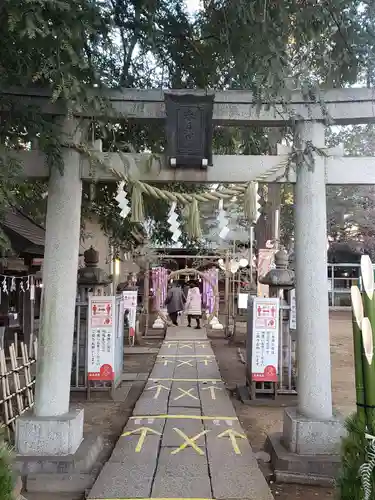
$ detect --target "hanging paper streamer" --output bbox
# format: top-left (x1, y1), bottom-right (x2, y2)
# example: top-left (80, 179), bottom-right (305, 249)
top-left (2, 277), bottom-right (7, 295)
top-left (244, 181), bottom-right (261, 224)
top-left (151, 267), bottom-right (168, 310)
top-left (151, 267), bottom-right (169, 328)
top-left (209, 268), bottom-right (218, 314)
top-left (0, 274), bottom-right (34, 294)
top-left (203, 267), bottom-right (223, 329)
top-left (168, 202), bottom-right (181, 243)
top-left (217, 199), bottom-right (229, 240)
top-left (115, 181), bottom-right (131, 219)
top-left (203, 268), bottom-right (218, 315)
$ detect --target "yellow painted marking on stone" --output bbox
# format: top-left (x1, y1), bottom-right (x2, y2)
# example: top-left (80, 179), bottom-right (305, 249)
top-left (121, 427), bottom-right (161, 452)
top-left (164, 340), bottom-right (208, 343)
top-left (176, 360), bottom-right (194, 367)
top-left (217, 428), bottom-right (247, 455)
top-left (157, 354), bottom-right (214, 358)
top-left (202, 385), bottom-right (222, 400)
top-left (171, 428), bottom-right (209, 455)
top-left (149, 378), bottom-right (221, 382)
top-left (130, 414), bottom-right (237, 421)
top-left (174, 387), bottom-right (198, 401)
top-left (146, 384), bottom-right (170, 399)
top-left (179, 343), bottom-right (193, 349)
top-left (199, 358), bottom-right (213, 366)
top-left (156, 359), bottom-right (175, 366)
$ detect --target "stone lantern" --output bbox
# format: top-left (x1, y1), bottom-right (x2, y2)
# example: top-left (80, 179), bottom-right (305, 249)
top-left (73, 247), bottom-right (112, 387)
top-left (77, 246), bottom-right (112, 301)
top-left (259, 248), bottom-right (296, 391)
top-left (259, 248), bottom-right (294, 322)
top-left (260, 248), bottom-right (294, 298)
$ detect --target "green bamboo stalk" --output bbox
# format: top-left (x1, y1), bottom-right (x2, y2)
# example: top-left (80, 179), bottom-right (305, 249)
top-left (361, 318), bottom-right (375, 434)
top-left (360, 256), bottom-right (375, 432)
top-left (351, 286), bottom-right (366, 423)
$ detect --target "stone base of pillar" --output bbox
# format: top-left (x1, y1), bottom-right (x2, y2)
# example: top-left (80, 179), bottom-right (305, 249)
top-left (14, 408), bottom-right (104, 495)
top-left (265, 407), bottom-right (345, 486)
top-left (16, 408), bottom-right (84, 456)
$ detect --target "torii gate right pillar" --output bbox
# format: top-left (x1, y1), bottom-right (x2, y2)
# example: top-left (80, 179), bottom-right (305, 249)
top-left (294, 121), bottom-right (333, 419)
top-left (267, 121), bottom-right (344, 484)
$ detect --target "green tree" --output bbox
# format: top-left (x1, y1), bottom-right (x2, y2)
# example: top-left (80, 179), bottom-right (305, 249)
top-left (0, 0), bottom-right (111, 248)
top-left (326, 124), bottom-right (375, 255)
top-left (2, 0), bottom-right (375, 251)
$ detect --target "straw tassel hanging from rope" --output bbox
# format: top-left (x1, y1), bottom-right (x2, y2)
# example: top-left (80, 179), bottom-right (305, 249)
top-left (186, 198), bottom-right (202, 240)
top-left (131, 181), bottom-right (145, 223)
top-left (243, 181), bottom-right (260, 224)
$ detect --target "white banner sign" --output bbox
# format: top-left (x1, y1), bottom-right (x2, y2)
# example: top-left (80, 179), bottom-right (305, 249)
top-left (88, 296), bottom-right (116, 381)
top-left (238, 293), bottom-right (248, 310)
top-left (123, 290), bottom-right (138, 338)
top-left (289, 289), bottom-right (296, 330)
top-left (251, 297), bottom-right (280, 382)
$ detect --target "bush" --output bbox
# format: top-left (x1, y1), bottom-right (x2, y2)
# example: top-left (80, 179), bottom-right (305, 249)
top-left (0, 438), bottom-right (14, 500)
top-left (337, 414), bottom-right (375, 500)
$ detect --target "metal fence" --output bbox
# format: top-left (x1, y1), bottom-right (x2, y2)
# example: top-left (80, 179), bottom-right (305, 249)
top-left (277, 303), bottom-right (296, 394)
top-left (328, 263), bottom-right (360, 308)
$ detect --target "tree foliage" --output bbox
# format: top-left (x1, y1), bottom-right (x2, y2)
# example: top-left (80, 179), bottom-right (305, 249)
top-left (325, 124), bottom-right (375, 255)
top-left (1, 0), bottom-right (375, 251)
top-left (0, 438), bottom-right (14, 500)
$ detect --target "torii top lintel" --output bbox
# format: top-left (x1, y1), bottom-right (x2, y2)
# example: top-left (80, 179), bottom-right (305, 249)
top-left (3, 87), bottom-right (375, 126)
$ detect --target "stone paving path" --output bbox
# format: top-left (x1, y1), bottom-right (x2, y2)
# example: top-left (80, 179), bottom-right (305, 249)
top-left (88, 326), bottom-right (273, 500)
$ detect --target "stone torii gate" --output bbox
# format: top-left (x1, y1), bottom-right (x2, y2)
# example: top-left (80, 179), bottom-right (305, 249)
top-left (12, 87), bottom-right (375, 478)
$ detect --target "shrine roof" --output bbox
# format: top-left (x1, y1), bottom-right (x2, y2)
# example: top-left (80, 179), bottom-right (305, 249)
top-left (2, 207), bottom-right (45, 255)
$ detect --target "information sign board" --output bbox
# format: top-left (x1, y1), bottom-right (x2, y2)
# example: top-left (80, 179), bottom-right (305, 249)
top-left (88, 296), bottom-right (116, 381)
top-left (251, 297), bottom-right (280, 382)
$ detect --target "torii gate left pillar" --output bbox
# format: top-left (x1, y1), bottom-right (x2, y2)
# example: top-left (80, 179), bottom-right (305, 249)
top-left (15, 118), bottom-right (85, 456)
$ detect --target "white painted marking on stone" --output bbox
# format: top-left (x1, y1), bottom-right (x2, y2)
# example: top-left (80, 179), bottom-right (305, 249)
top-left (156, 359), bottom-right (174, 366)
top-left (179, 344), bottom-right (193, 349)
top-left (147, 384), bottom-right (170, 399)
top-left (176, 360), bottom-right (194, 367)
top-left (199, 358), bottom-right (213, 366)
top-left (202, 386), bottom-right (222, 400)
top-left (174, 387), bottom-right (199, 401)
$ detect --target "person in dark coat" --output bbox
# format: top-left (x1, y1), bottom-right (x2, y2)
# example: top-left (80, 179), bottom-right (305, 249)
top-left (164, 282), bottom-right (186, 326)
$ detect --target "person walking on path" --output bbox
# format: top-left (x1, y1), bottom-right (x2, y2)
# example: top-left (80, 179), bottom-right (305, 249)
top-left (185, 281), bottom-right (202, 329)
top-left (164, 282), bottom-right (186, 326)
